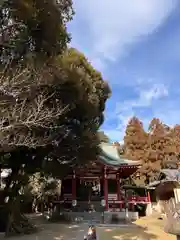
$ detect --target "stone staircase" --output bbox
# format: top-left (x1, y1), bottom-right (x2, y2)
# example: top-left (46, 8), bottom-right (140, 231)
top-left (63, 201), bottom-right (139, 224)
top-left (75, 201), bottom-right (102, 212)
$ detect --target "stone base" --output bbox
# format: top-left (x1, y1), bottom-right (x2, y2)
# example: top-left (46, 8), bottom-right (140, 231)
top-left (145, 203), bottom-right (152, 216)
top-left (62, 211), bottom-right (139, 224)
top-left (104, 211), bottom-right (139, 223)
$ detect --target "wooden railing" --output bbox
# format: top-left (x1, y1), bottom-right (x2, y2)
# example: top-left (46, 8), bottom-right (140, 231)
top-left (108, 196), bottom-right (150, 204)
top-left (62, 193), bottom-right (150, 204)
top-left (128, 196), bottom-right (149, 203)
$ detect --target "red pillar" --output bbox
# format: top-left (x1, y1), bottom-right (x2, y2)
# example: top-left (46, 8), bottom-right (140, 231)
top-left (104, 167), bottom-right (108, 211)
top-left (147, 191), bottom-right (151, 203)
top-left (116, 173), bottom-right (121, 210)
top-left (72, 170), bottom-right (76, 200)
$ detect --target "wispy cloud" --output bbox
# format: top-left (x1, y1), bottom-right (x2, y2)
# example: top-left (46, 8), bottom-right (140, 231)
top-left (68, 0), bottom-right (180, 141)
top-left (69, 0), bottom-right (177, 67)
top-left (137, 84), bottom-right (168, 103)
top-left (116, 83), bottom-right (168, 112)
top-left (103, 83), bottom-right (169, 140)
top-left (104, 81), bottom-right (180, 141)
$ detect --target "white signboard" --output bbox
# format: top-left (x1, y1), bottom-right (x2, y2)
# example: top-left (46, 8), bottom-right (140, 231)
top-left (107, 174), bottom-right (116, 179)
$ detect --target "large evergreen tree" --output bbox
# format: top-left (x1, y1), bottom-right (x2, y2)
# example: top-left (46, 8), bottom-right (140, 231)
top-left (0, 0), bottom-right (74, 62)
top-left (0, 0), bottom-right (111, 235)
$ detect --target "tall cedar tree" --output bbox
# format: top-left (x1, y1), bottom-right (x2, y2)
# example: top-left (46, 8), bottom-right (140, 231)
top-left (124, 117), bottom-right (180, 184)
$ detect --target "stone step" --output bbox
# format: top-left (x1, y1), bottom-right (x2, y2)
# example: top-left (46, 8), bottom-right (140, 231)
top-left (64, 212), bottom-right (102, 222)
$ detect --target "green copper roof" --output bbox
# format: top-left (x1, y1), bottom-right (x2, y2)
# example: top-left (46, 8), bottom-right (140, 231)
top-left (99, 143), bottom-right (140, 166)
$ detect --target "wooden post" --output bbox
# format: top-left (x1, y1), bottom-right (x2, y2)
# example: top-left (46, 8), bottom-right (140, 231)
top-left (116, 173), bottom-right (121, 211)
top-left (72, 170), bottom-right (76, 200)
top-left (0, 167), bottom-right (1, 189)
top-left (147, 190), bottom-right (151, 203)
top-left (125, 189), bottom-right (129, 221)
top-left (104, 167), bottom-right (108, 211)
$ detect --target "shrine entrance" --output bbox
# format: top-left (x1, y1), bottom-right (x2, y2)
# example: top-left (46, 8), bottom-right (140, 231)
top-left (76, 177), bottom-right (102, 211)
top-left (77, 178), bottom-right (101, 202)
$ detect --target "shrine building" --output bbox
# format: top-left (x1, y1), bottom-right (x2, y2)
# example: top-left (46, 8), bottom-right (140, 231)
top-left (61, 142), bottom-right (151, 213)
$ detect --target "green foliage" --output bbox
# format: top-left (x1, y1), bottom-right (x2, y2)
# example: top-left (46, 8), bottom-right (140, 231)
top-left (0, 0), bottom-right (111, 235)
top-left (0, 0), bottom-right (74, 63)
top-left (0, 0), bottom-right (111, 215)
top-left (27, 172), bottom-right (60, 200)
top-left (0, 48), bottom-right (110, 175)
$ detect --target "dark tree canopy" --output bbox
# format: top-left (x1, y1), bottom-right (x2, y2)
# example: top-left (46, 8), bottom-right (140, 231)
top-left (0, 0), bottom-right (74, 63)
top-left (0, 50), bottom-right (110, 178)
top-left (0, 1), bottom-right (111, 176)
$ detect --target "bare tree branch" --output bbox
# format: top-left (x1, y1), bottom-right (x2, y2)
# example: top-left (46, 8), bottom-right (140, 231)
top-left (0, 66), bottom-right (71, 150)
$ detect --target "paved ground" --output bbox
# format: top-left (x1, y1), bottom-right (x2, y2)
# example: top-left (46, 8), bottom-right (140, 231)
top-left (0, 213), bottom-right (177, 239)
top-left (0, 222), bottom-right (89, 240)
top-left (97, 225), bottom-right (175, 240)
top-left (97, 213), bottom-right (176, 240)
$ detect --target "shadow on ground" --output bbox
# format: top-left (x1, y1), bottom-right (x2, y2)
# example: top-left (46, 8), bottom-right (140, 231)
top-left (0, 219), bottom-right (88, 240)
top-left (97, 224), bottom-right (159, 240)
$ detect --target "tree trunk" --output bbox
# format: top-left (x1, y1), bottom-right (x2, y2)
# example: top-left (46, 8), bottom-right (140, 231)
top-left (40, 201), bottom-right (44, 213)
top-left (5, 201), bottom-right (36, 237)
top-left (32, 198), bottom-right (38, 213)
top-left (2, 167), bottom-right (20, 204)
top-left (2, 168), bottom-right (36, 236)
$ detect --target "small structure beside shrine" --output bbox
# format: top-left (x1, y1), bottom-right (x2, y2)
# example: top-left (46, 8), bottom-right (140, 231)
top-left (148, 168), bottom-right (180, 189)
top-left (60, 142), bottom-right (151, 222)
top-left (148, 168), bottom-right (180, 215)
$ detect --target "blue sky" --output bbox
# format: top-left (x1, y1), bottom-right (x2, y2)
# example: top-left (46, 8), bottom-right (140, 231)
top-left (68, 0), bottom-right (180, 141)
